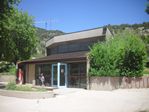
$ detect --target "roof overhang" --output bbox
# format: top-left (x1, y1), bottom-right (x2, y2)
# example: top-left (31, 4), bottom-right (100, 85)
top-left (19, 51), bottom-right (88, 64)
top-left (46, 27), bottom-right (105, 47)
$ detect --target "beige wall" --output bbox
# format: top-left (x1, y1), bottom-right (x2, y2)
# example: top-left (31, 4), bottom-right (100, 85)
top-left (27, 64), bottom-right (35, 84)
top-left (89, 77), bottom-right (120, 90)
top-left (89, 76), bottom-right (149, 90)
top-left (0, 74), bottom-right (16, 82)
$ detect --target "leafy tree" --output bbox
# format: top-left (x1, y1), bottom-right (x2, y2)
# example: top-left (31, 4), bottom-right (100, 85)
top-left (89, 31), bottom-right (147, 77)
top-left (146, 0), bottom-right (149, 14)
top-left (0, 0), bottom-right (37, 64)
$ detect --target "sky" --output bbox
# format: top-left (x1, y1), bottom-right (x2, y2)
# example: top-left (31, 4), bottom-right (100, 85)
top-left (18, 0), bottom-right (149, 33)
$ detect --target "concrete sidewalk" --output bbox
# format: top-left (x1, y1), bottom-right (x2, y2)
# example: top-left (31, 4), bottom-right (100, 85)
top-left (0, 88), bottom-right (149, 112)
top-left (53, 88), bottom-right (85, 95)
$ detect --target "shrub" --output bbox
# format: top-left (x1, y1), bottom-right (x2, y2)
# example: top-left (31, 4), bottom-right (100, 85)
top-left (89, 31), bottom-right (147, 77)
top-left (0, 61), bottom-right (16, 75)
top-left (6, 82), bottom-right (17, 90)
top-left (5, 82), bottom-right (47, 91)
top-left (15, 85), bottom-right (32, 91)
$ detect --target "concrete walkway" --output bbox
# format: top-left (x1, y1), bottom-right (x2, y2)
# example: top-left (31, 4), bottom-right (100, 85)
top-left (53, 88), bottom-right (84, 95)
top-left (0, 88), bottom-right (149, 112)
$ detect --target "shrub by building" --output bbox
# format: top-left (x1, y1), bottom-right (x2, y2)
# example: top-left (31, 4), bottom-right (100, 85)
top-left (89, 31), bottom-right (147, 77)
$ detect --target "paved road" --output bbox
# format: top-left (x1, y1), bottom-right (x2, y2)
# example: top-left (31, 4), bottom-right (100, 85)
top-left (0, 88), bottom-right (149, 112)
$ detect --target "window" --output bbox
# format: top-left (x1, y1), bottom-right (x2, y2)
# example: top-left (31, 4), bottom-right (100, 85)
top-left (58, 44), bottom-right (68, 53)
top-left (47, 37), bottom-right (102, 55)
top-left (35, 64), bottom-right (51, 86)
top-left (68, 63), bottom-right (86, 88)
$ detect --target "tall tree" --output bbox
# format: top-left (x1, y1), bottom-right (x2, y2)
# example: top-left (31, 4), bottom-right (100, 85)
top-left (0, 0), bottom-right (37, 64)
top-left (146, 0), bottom-right (149, 14)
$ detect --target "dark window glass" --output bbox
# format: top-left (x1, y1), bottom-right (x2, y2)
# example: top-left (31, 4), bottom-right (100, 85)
top-left (58, 44), bottom-right (68, 53)
top-left (68, 63), bottom-right (86, 88)
top-left (68, 43), bottom-right (79, 52)
top-left (47, 37), bottom-right (103, 55)
top-left (35, 64), bottom-right (51, 86)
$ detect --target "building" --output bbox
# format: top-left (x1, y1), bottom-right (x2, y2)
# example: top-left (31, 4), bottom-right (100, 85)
top-left (19, 27), bottom-right (112, 88)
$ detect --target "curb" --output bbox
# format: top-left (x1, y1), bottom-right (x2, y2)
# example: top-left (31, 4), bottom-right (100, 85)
top-left (0, 89), bottom-right (54, 99)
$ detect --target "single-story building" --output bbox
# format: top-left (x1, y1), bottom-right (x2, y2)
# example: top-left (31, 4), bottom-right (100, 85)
top-left (18, 27), bottom-right (112, 89)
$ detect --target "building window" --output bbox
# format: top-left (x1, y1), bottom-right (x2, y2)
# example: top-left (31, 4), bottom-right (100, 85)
top-left (68, 62), bottom-right (86, 88)
top-left (35, 64), bottom-right (51, 86)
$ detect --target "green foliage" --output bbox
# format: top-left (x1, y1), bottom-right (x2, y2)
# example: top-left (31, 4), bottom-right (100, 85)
top-left (8, 65), bottom-right (16, 75)
top-left (5, 82), bottom-right (47, 91)
top-left (143, 67), bottom-right (149, 75)
top-left (146, 0), bottom-right (149, 14)
top-left (107, 22), bottom-right (149, 34)
top-left (107, 23), bottom-right (149, 60)
top-left (0, 61), bottom-right (16, 74)
top-left (0, 0), bottom-right (37, 64)
top-left (15, 85), bottom-right (32, 91)
top-left (89, 31), bottom-right (147, 77)
top-left (34, 28), bottom-right (64, 57)
top-left (6, 82), bottom-right (16, 90)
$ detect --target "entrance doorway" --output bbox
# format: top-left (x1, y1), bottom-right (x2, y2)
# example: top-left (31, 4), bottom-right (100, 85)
top-left (51, 63), bottom-right (67, 88)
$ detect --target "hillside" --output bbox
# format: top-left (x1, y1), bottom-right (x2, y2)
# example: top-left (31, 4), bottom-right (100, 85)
top-left (33, 22), bottom-right (149, 58)
top-left (33, 27), bottom-right (64, 58)
top-left (36, 27), bottom-right (64, 41)
top-left (107, 22), bottom-right (149, 35)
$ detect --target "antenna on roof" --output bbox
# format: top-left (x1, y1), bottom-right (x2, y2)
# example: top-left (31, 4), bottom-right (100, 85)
top-left (35, 20), bottom-right (50, 56)
top-left (35, 20), bottom-right (50, 30)
top-left (35, 18), bottom-right (58, 30)
top-left (45, 21), bottom-right (48, 30)
top-left (35, 19), bottom-right (59, 56)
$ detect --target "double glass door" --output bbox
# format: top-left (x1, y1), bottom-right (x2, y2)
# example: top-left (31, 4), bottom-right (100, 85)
top-left (51, 63), bottom-right (67, 88)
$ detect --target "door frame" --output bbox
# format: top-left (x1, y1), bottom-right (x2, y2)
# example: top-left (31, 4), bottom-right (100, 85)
top-left (51, 62), bottom-right (67, 88)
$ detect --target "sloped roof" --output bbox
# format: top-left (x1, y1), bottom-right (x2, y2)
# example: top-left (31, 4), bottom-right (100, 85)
top-left (46, 27), bottom-right (109, 47)
top-left (19, 51), bottom-right (88, 64)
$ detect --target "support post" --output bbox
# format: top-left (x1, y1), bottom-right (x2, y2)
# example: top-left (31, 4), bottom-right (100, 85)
top-left (57, 63), bottom-right (60, 88)
top-left (86, 55), bottom-right (90, 90)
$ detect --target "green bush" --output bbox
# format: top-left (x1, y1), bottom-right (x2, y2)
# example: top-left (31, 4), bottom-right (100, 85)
top-left (5, 82), bottom-right (47, 91)
top-left (0, 61), bottom-right (16, 75)
top-left (89, 31), bottom-right (147, 77)
top-left (6, 82), bottom-right (17, 90)
top-left (15, 85), bottom-right (32, 91)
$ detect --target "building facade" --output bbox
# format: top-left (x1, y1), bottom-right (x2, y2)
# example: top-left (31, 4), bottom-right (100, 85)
top-left (19, 27), bottom-right (112, 88)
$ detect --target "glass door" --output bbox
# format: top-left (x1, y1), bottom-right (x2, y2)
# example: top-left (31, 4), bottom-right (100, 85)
top-left (52, 65), bottom-right (57, 87)
top-left (51, 63), bottom-right (67, 88)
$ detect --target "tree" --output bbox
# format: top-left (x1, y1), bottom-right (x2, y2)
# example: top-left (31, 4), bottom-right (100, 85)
top-left (0, 0), bottom-right (37, 64)
top-left (89, 31), bottom-right (147, 77)
top-left (146, 0), bottom-right (149, 14)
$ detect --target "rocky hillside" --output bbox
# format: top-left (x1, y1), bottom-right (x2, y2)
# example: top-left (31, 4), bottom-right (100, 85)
top-left (107, 22), bottom-right (149, 37)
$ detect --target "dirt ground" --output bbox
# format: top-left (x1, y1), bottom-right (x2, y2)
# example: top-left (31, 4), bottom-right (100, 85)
top-left (0, 88), bottom-right (149, 112)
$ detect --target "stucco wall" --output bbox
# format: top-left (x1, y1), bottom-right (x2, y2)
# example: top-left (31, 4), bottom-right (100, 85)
top-left (89, 77), bottom-right (120, 90)
top-left (0, 74), bottom-right (16, 82)
top-left (89, 76), bottom-right (149, 90)
top-left (27, 64), bottom-right (35, 84)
